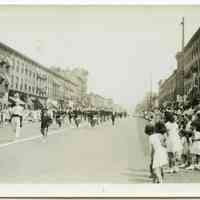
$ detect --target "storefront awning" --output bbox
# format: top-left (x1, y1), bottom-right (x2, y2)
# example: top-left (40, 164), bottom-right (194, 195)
top-left (9, 97), bottom-right (26, 105)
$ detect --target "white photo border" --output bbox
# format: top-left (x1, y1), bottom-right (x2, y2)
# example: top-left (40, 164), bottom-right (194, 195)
top-left (0, 0), bottom-right (200, 198)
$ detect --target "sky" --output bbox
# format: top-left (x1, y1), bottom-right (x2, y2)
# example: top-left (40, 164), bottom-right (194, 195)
top-left (0, 5), bottom-right (200, 110)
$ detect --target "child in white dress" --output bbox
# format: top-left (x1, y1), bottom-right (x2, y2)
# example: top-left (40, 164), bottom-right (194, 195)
top-left (147, 121), bottom-right (168, 183)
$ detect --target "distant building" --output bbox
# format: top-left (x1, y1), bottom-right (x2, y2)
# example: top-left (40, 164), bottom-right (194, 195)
top-left (86, 93), bottom-right (115, 111)
top-left (50, 67), bottom-right (88, 108)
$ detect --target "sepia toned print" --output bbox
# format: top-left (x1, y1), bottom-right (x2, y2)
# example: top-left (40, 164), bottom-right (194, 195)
top-left (0, 5), bottom-right (200, 185)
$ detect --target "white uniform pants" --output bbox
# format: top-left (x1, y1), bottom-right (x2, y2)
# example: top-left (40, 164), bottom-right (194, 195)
top-left (12, 117), bottom-right (21, 138)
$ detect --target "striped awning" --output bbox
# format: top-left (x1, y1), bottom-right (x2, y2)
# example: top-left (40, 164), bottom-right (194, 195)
top-left (9, 97), bottom-right (26, 105)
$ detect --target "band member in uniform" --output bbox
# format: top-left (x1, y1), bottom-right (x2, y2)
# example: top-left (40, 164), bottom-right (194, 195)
top-left (111, 112), bottom-right (116, 126)
top-left (10, 100), bottom-right (23, 138)
top-left (55, 109), bottom-right (62, 128)
top-left (40, 108), bottom-right (52, 139)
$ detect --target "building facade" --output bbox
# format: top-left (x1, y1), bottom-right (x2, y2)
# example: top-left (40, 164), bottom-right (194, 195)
top-left (159, 27), bottom-right (200, 106)
top-left (0, 60), bottom-right (10, 107)
top-left (0, 42), bottom-right (79, 109)
top-left (183, 27), bottom-right (200, 99)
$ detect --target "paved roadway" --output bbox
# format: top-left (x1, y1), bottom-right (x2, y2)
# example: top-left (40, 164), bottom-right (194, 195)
top-left (0, 117), bottom-right (200, 183)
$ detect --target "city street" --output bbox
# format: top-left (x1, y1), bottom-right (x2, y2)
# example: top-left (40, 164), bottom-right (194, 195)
top-left (0, 117), bottom-right (200, 183)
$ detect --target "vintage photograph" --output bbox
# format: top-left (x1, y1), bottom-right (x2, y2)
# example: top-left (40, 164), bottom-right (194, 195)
top-left (0, 4), bottom-right (200, 187)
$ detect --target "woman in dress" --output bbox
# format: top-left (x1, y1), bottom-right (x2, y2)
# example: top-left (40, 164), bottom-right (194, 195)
top-left (165, 113), bottom-right (182, 173)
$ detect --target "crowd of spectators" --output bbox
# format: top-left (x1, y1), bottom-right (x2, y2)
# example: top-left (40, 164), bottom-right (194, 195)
top-left (144, 100), bottom-right (200, 183)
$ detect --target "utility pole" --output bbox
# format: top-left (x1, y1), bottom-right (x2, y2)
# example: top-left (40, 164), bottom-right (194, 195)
top-left (180, 17), bottom-right (185, 102)
top-left (181, 17), bottom-right (185, 51)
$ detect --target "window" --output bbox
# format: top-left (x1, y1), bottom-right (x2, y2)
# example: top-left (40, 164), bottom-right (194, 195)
top-left (21, 65), bottom-right (24, 74)
top-left (15, 77), bottom-right (19, 89)
top-left (20, 78), bottom-right (23, 91)
top-left (25, 83), bottom-right (27, 91)
top-left (16, 76), bottom-right (19, 83)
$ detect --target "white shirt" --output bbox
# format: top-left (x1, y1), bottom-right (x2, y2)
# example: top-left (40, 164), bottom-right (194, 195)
top-left (12, 105), bottom-right (23, 116)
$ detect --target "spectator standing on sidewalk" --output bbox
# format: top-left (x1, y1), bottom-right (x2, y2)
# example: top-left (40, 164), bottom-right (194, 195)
top-left (187, 111), bottom-right (200, 170)
top-left (145, 121), bottom-right (168, 183)
top-left (165, 113), bottom-right (183, 173)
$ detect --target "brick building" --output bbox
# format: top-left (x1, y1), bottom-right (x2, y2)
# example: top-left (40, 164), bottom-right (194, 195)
top-left (182, 27), bottom-right (200, 99)
top-left (159, 27), bottom-right (200, 106)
